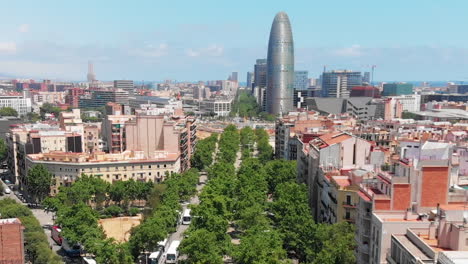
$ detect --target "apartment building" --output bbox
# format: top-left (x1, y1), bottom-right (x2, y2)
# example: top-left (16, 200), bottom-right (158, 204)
top-left (25, 150), bottom-right (180, 195)
top-left (102, 114), bottom-right (134, 153)
top-left (275, 111), bottom-right (345, 160)
top-left (6, 123), bottom-right (82, 185)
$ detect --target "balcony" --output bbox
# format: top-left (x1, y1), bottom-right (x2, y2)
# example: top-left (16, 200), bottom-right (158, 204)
top-left (342, 202), bottom-right (357, 208)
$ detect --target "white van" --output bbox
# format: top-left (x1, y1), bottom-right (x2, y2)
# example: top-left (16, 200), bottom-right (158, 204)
top-left (165, 240), bottom-right (180, 264)
top-left (149, 250), bottom-right (163, 264)
top-left (181, 209), bottom-right (191, 225)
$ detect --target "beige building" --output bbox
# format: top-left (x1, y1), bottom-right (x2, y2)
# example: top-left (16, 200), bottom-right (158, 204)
top-left (25, 150), bottom-right (180, 195)
top-left (125, 115), bottom-right (179, 158)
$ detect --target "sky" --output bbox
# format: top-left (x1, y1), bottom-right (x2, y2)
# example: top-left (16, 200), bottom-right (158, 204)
top-left (1, 0), bottom-right (468, 82)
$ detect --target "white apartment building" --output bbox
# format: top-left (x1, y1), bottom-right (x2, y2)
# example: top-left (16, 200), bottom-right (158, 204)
top-left (0, 96), bottom-right (32, 116)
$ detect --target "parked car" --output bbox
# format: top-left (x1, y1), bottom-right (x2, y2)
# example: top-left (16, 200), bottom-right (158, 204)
top-left (4, 188), bottom-right (11, 194)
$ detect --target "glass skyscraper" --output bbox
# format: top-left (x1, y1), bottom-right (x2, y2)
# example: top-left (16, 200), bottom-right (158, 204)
top-left (266, 12), bottom-right (295, 115)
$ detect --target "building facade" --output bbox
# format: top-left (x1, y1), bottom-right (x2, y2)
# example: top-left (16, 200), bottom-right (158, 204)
top-left (321, 70), bottom-right (363, 98)
top-left (25, 151), bottom-right (180, 195)
top-left (382, 83), bottom-right (413, 96)
top-left (0, 96), bottom-right (31, 116)
top-left (266, 12), bottom-right (295, 115)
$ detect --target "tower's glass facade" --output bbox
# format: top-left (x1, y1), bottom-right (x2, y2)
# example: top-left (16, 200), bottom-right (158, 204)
top-left (266, 12), bottom-right (294, 115)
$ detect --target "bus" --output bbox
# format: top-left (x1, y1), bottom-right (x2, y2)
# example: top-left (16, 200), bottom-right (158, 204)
top-left (181, 209), bottom-right (191, 225)
top-left (165, 240), bottom-right (180, 264)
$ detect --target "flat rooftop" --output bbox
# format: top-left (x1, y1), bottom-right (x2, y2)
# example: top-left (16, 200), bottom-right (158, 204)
top-left (393, 234), bottom-right (432, 261)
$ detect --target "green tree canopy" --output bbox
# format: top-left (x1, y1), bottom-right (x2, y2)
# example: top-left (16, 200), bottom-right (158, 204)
top-left (180, 228), bottom-right (224, 264)
top-left (27, 164), bottom-right (52, 203)
top-left (0, 107), bottom-right (18, 117)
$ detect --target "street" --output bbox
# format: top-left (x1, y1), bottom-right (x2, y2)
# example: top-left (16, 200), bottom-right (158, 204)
top-left (158, 172), bottom-right (208, 264)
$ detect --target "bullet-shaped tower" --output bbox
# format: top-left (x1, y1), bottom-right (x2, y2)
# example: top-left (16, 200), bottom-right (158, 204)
top-left (266, 12), bottom-right (294, 115)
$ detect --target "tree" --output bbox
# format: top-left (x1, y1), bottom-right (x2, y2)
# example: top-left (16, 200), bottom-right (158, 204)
top-left (39, 103), bottom-right (63, 119)
top-left (233, 228), bottom-right (286, 264)
top-left (180, 229), bottom-right (224, 264)
top-left (26, 112), bottom-right (41, 122)
top-left (109, 180), bottom-right (126, 205)
top-left (26, 164), bottom-right (52, 203)
top-left (0, 138), bottom-right (7, 161)
top-left (263, 160), bottom-right (297, 194)
top-left (0, 107), bottom-right (18, 117)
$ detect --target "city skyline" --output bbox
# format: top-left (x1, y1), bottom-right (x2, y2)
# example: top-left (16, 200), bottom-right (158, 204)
top-left (1, 1), bottom-right (468, 81)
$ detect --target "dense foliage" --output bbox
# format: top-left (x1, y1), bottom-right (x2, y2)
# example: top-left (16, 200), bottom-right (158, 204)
top-left (230, 91), bottom-right (276, 121)
top-left (255, 128), bottom-right (274, 163)
top-left (190, 134), bottom-right (218, 170)
top-left (0, 106), bottom-right (18, 117)
top-left (43, 175), bottom-right (154, 264)
top-left (128, 168), bottom-right (200, 257)
top-left (217, 124), bottom-right (240, 164)
top-left (181, 127), bottom-right (356, 264)
top-left (230, 91), bottom-right (259, 117)
top-left (0, 198), bottom-right (62, 264)
top-left (27, 164), bottom-right (53, 203)
top-left (39, 103), bottom-right (64, 119)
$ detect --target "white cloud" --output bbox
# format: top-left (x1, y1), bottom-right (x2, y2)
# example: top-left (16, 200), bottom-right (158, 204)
top-left (130, 43), bottom-right (168, 58)
top-left (333, 44), bottom-right (363, 57)
top-left (18, 24), bottom-right (30, 33)
top-left (185, 44), bottom-right (224, 57)
top-left (0, 42), bottom-right (17, 54)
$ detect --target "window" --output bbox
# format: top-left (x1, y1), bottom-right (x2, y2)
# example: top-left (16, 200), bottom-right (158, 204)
top-left (149, 165), bottom-right (151, 169)
top-left (346, 195), bottom-right (352, 205)
top-left (345, 210), bottom-right (351, 220)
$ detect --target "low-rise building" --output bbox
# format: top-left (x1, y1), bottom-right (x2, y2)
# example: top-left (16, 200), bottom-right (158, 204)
top-left (25, 150), bottom-right (180, 195)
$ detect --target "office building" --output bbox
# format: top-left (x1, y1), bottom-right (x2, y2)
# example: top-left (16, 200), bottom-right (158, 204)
top-left (448, 84), bottom-right (468, 94)
top-left (199, 97), bottom-right (233, 117)
top-left (0, 96), bottom-right (32, 116)
top-left (229, 72), bottom-right (238, 82)
top-left (114, 80), bottom-right (135, 95)
top-left (253, 59), bottom-right (267, 105)
top-left (321, 70), bottom-right (363, 98)
top-left (382, 83), bottom-right (413, 96)
top-left (363, 71), bottom-right (371, 83)
top-left (266, 12), bottom-right (295, 115)
top-left (246, 71), bottom-right (254, 90)
top-left (294, 71), bottom-right (308, 90)
top-left (79, 89), bottom-right (129, 108)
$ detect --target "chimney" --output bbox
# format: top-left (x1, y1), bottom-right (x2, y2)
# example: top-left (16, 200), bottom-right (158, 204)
top-left (404, 207), bottom-right (411, 220)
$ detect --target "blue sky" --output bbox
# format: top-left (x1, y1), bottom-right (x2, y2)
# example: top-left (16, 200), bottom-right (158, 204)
top-left (1, 0), bottom-right (468, 82)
